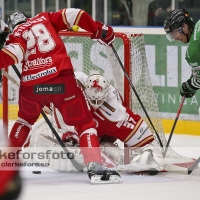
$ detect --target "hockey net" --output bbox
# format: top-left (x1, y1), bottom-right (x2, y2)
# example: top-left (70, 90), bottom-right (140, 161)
top-left (2, 31), bottom-right (194, 166)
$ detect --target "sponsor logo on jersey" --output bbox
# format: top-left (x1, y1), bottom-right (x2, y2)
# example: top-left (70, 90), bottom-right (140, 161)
top-left (23, 57), bottom-right (53, 71)
top-left (137, 126), bottom-right (149, 140)
top-left (102, 102), bottom-right (115, 112)
top-left (99, 107), bottom-right (111, 116)
top-left (64, 95), bottom-right (75, 101)
top-left (34, 84), bottom-right (65, 94)
top-left (22, 67), bottom-right (57, 82)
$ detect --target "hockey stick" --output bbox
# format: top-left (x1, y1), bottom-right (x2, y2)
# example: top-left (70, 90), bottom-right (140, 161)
top-left (164, 160), bottom-right (199, 174)
top-left (110, 44), bottom-right (163, 148)
top-left (3, 66), bottom-right (84, 171)
top-left (188, 157), bottom-right (200, 174)
top-left (2, 69), bottom-right (20, 86)
top-left (163, 96), bottom-right (185, 157)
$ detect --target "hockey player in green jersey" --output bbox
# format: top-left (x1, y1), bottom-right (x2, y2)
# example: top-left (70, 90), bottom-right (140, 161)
top-left (164, 8), bottom-right (200, 98)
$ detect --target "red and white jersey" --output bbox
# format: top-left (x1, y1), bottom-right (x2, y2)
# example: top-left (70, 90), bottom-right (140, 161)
top-left (75, 72), bottom-right (154, 148)
top-left (1, 8), bottom-right (99, 86)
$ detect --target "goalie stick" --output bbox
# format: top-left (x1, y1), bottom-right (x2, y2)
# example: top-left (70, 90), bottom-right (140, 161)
top-left (110, 44), bottom-right (163, 148)
top-left (164, 96), bottom-right (185, 157)
top-left (3, 66), bottom-right (85, 172)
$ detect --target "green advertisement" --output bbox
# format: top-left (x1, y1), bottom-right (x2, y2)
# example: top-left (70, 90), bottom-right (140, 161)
top-left (144, 34), bottom-right (200, 118)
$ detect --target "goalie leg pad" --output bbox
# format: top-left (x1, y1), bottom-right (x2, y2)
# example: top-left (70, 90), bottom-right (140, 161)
top-left (23, 134), bottom-right (85, 172)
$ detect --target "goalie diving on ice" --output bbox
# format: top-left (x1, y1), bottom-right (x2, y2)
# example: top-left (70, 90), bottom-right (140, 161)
top-left (23, 71), bottom-right (164, 183)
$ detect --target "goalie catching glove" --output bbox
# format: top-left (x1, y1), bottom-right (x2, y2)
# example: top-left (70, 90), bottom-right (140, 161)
top-left (118, 143), bottom-right (164, 173)
top-left (91, 21), bottom-right (115, 46)
top-left (180, 79), bottom-right (198, 98)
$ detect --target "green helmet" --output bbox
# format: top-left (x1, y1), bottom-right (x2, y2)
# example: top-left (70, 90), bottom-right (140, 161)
top-left (164, 9), bottom-right (194, 34)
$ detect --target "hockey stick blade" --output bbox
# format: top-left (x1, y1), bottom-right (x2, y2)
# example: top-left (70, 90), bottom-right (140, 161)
top-left (164, 159), bottom-right (200, 175)
top-left (164, 164), bottom-right (188, 174)
top-left (188, 157), bottom-right (200, 174)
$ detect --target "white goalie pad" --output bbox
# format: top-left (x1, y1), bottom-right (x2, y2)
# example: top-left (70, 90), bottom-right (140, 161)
top-left (26, 133), bottom-right (85, 172)
top-left (23, 126), bottom-right (120, 172)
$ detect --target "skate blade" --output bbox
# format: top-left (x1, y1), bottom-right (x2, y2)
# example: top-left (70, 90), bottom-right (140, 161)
top-left (91, 175), bottom-right (123, 184)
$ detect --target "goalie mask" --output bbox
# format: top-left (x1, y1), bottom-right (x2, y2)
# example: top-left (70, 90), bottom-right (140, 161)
top-left (85, 74), bottom-right (110, 110)
top-left (164, 9), bottom-right (194, 42)
top-left (7, 11), bottom-right (28, 32)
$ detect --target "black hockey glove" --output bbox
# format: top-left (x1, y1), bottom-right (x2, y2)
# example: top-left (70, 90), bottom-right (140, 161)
top-left (180, 79), bottom-right (198, 98)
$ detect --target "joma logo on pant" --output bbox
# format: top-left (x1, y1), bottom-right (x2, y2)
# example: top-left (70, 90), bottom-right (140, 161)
top-left (34, 84), bottom-right (65, 94)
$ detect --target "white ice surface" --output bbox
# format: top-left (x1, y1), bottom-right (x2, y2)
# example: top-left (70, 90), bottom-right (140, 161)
top-left (19, 134), bottom-right (200, 200)
top-left (1, 119), bottom-right (200, 200)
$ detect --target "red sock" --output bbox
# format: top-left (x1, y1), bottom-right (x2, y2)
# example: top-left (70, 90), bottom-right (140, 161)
top-left (9, 122), bottom-right (31, 147)
top-left (79, 132), bottom-right (101, 164)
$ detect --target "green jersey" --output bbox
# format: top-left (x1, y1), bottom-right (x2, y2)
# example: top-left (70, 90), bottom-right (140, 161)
top-left (186, 20), bottom-right (200, 88)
